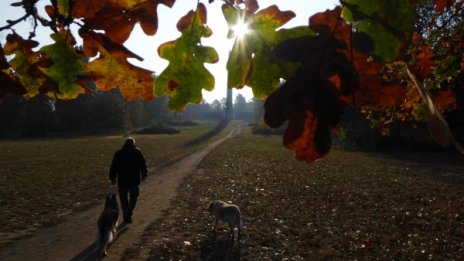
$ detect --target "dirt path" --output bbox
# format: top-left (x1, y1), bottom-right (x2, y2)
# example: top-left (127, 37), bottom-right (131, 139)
top-left (0, 123), bottom-right (245, 261)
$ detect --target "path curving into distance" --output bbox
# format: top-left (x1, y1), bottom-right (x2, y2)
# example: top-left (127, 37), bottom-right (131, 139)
top-left (0, 123), bottom-right (246, 261)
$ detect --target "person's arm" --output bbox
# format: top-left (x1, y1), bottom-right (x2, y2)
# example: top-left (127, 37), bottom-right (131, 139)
top-left (109, 151), bottom-right (118, 184)
top-left (139, 150), bottom-right (148, 181)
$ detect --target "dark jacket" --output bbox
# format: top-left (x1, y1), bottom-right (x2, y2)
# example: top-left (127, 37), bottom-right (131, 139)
top-left (109, 144), bottom-right (148, 187)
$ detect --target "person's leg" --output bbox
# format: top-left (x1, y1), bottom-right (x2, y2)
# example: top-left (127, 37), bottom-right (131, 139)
top-left (118, 186), bottom-right (130, 222)
top-left (127, 185), bottom-right (140, 221)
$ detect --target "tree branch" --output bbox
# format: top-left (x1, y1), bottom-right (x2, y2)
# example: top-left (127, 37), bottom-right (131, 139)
top-left (0, 13), bottom-right (30, 31)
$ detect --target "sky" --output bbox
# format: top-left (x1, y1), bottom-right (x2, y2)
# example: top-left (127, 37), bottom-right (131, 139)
top-left (0, 0), bottom-right (340, 103)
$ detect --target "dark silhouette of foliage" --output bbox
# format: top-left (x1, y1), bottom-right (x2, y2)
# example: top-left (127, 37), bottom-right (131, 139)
top-left (1, 0), bottom-right (463, 161)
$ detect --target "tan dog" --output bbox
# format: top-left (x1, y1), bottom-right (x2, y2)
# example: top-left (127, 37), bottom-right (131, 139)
top-left (208, 200), bottom-right (242, 241)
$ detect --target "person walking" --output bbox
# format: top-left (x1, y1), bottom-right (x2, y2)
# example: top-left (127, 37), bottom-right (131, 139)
top-left (109, 137), bottom-right (148, 224)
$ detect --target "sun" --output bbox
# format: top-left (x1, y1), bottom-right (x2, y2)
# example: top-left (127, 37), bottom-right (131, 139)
top-left (232, 19), bottom-right (249, 39)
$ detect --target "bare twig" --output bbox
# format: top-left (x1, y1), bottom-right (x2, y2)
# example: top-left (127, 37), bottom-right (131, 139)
top-left (405, 64), bottom-right (464, 153)
top-left (0, 13), bottom-right (30, 31)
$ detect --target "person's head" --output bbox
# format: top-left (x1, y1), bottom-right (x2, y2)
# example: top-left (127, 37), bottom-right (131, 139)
top-left (123, 137), bottom-right (135, 148)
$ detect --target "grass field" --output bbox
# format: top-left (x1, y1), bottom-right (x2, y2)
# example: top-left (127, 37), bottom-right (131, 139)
top-left (123, 128), bottom-right (464, 260)
top-left (0, 121), bottom-right (239, 246)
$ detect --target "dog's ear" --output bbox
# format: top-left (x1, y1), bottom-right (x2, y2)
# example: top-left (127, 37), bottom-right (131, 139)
top-left (207, 202), bottom-right (213, 213)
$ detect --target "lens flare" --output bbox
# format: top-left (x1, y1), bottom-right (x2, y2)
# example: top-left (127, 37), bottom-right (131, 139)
top-left (232, 19), bottom-right (249, 39)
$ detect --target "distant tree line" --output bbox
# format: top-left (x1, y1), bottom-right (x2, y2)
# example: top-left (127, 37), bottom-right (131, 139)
top-left (184, 93), bottom-right (262, 122)
top-left (0, 88), bottom-right (263, 138)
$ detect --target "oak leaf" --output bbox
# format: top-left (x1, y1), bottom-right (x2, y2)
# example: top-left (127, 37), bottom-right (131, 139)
top-left (223, 3), bottom-right (314, 98)
top-left (39, 30), bottom-right (90, 99)
top-left (75, 0), bottom-right (175, 44)
top-left (265, 24), bottom-right (358, 162)
top-left (342, 0), bottom-right (417, 62)
top-left (83, 32), bottom-right (154, 100)
top-left (3, 33), bottom-right (55, 97)
top-left (155, 3), bottom-right (219, 110)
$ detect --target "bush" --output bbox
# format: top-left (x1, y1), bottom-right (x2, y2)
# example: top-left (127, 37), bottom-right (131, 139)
top-left (131, 124), bottom-right (180, 135)
top-left (251, 121), bottom-right (286, 135)
top-left (168, 120), bottom-right (199, 127)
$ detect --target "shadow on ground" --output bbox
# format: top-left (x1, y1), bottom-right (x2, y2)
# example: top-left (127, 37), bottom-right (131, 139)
top-left (200, 237), bottom-right (241, 261)
top-left (183, 120), bottom-right (229, 147)
top-left (69, 225), bottom-right (129, 261)
top-left (366, 149), bottom-right (464, 187)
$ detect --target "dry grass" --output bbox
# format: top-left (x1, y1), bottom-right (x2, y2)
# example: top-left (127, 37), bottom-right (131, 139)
top-left (123, 128), bottom-right (464, 260)
top-left (0, 121), bottom-right (239, 246)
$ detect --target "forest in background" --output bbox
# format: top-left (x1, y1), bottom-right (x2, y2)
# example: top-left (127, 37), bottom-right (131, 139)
top-left (0, 86), bottom-right (261, 138)
top-left (0, 88), bottom-right (452, 153)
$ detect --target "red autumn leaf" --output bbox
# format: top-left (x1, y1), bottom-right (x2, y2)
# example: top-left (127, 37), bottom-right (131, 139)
top-left (264, 75), bottom-right (334, 163)
top-left (434, 88), bottom-right (457, 112)
top-left (348, 74), bottom-right (406, 109)
top-left (433, 0), bottom-right (456, 12)
top-left (265, 28), bottom-right (352, 162)
top-left (411, 44), bottom-right (435, 80)
top-left (284, 110), bottom-right (331, 162)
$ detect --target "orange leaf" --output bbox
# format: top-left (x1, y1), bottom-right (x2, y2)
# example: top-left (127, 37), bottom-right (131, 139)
top-left (83, 2), bottom-right (136, 44)
top-left (284, 111), bottom-right (330, 162)
top-left (128, 0), bottom-right (175, 35)
top-left (412, 44), bottom-right (435, 80)
top-left (72, 0), bottom-right (106, 19)
top-left (83, 32), bottom-right (154, 100)
top-left (309, 6), bottom-right (342, 30)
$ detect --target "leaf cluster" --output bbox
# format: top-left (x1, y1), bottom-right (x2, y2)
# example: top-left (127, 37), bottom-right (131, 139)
top-left (1, 0), bottom-right (463, 162)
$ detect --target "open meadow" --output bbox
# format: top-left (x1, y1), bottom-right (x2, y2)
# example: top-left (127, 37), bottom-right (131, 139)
top-left (0, 121), bottom-right (239, 246)
top-left (123, 128), bottom-right (464, 260)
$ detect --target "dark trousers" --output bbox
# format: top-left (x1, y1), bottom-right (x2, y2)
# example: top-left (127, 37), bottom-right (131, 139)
top-left (118, 185), bottom-right (139, 221)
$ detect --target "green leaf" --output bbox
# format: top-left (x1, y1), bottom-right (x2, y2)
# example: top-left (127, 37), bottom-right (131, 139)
top-left (224, 5), bottom-right (314, 98)
top-left (226, 37), bottom-right (251, 88)
top-left (155, 3), bottom-right (219, 111)
top-left (40, 30), bottom-right (89, 99)
top-left (342, 0), bottom-right (417, 62)
top-left (57, 0), bottom-right (69, 16)
top-left (247, 53), bottom-right (300, 99)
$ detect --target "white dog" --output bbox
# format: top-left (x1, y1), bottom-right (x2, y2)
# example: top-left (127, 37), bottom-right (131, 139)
top-left (208, 200), bottom-right (243, 241)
